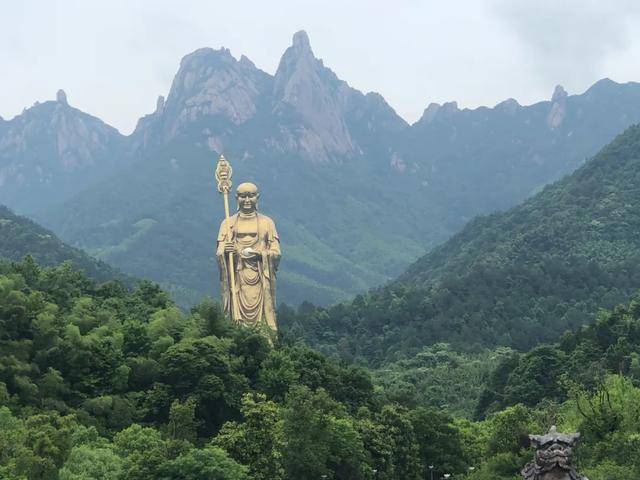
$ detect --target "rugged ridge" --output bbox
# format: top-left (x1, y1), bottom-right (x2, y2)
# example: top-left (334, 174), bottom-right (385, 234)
top-left (163, 48), bottom-right (270, 134)
top-left (132, 30), bottom-right (404, 164)
top-left (399, 79), bottom-right (640, 226)
top-left (272, 30), bottom-right (358, 161)
top-left (0, 91), bottom-right (126, 213)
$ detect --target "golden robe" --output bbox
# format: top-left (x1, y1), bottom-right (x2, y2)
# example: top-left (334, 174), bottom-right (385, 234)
top-left (216, 212), bottom-right (280, 331)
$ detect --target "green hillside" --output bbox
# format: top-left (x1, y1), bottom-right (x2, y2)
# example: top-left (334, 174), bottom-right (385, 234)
top-left (2, 258), bottom-right (640, 479)
top-left (283, 124), bottom-right (640, 364)
top-left (0, 205), bottom-right (126, 284)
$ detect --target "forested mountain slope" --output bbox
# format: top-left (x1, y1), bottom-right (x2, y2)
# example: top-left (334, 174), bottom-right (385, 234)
top-left (0, 205), bottom-right (125, 283)
top-left (283, 124), bottom-right (640, 364)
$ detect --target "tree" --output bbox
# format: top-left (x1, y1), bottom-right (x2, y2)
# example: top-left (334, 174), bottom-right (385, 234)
top-left (487, 404), bottom-right (537, 456)
top-left (378, 405), bottom-right (422, 480)
top-left (113, 424), bottom-right (168, 480)
top-left (410, 407), bottom-right (465, 476)
top-left (0, 406), bottom-right (25, 477)
top-left (160, 336), bottom-right (248, 432)
top-left (214, 393), bottom-right (284, 480)
top-left (159, 446), bottom-right (248, 480)
top-left (257, 349), bottom-right (299, 401)
top-left (503, 346), bottom-right (567, 407)
top-left (582, 461), bottom-right (638, 480)
top-left (58, 445), bottom-right (123, 480)
top-left (14, 413), bottom-right (78, 480)
top-left (166, 397), bottom-right (199, 444)
top-left (281, 386), bottom-right (368, 480)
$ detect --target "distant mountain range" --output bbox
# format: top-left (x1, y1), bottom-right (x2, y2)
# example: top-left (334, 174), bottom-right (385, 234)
top-left (285, 124), bottom-right (640, 364)
top-left (3, 30), bottom-right (640, 305)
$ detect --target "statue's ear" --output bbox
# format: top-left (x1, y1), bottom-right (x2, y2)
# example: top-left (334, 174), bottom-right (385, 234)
top-left (529, 435), bottom-right (540, 448)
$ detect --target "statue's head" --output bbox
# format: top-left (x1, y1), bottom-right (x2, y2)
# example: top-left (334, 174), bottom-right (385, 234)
top-left (236, 182), bottom-right (259, 213)
top-left (530, 426), bottom-right (579, 474)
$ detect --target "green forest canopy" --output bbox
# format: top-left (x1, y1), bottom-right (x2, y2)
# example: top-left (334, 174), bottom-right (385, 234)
top-left (2, 257), bottom-right (640, 479)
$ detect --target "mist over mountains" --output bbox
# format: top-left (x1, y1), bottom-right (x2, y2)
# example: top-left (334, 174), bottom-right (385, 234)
top-left (3, 30), bottom-right (640, 306)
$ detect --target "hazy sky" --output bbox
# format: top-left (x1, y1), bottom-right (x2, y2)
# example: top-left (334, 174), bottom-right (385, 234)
top-left (2, 0), bottom-right (640, 134)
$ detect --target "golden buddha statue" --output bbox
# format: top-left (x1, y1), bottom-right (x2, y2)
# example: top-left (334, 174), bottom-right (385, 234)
top-left (216, 182), bottom-right (280, 333)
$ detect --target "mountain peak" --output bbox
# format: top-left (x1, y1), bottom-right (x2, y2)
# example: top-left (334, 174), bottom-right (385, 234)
top-left (548, 85), bottom-right (568, 129)
top-left (0, 92), bottom-right (125, 211)
top-left (275, 30), bottom-right (319, 81)
top-left (496, 98), bottom-right (520, 114)
top-left (56, 89), bottom-right (68, 106)
top-left (292, 30), bottom-right (311, 52)
top-left (155, 95), bottom-right (165, 114)
top-left (239, 54), bottom-right (256, 68)
top-left (273, 30), bottom-right (358, 160)
top-left (157, 46), bottom-right (270, 135)
top-left (179, 47), bottom-right (234, 68)
top-left (551, 85), bottom-right (567, 103)
top-left (586, 78), bottom-right (619, 96)
top-left (418, 103), bottom-right (441, 124)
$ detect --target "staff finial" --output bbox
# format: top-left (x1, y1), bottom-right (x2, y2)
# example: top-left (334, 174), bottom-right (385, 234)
top-left (215, 154), bottom-right (233, 194)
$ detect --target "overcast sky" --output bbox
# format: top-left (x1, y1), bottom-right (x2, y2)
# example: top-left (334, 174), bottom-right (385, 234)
top-left (2, 0), bottom-right (640, 134)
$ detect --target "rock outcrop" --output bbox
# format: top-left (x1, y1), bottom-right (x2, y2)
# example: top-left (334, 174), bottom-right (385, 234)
top-left (56, 89), bottom-right (68, 106)
top-left (272, 30), bottom-right (356, 161)
top-left (547, 85), bottom-right (567, 129)
top-left (162, 47), bottom-right (271, 136)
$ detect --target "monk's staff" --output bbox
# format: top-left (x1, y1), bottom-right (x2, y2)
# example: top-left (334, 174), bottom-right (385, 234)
top-left (215, 154), bottom-right (239, 321)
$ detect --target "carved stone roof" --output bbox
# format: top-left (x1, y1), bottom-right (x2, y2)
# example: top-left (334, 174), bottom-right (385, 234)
top-left (530, 425), bottom-right (580, 446)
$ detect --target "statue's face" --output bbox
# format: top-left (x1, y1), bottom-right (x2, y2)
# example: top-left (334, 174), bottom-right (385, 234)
top-left (535, 440), bottom-right (573, 472)
top-left (236, 183), bottom-right (259, 213)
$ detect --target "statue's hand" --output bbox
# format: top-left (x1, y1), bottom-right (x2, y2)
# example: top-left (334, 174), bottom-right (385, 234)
top-left (223, 241), bottom-right (236, 254)
top-left (241, 247), bottom-right (262, 259)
